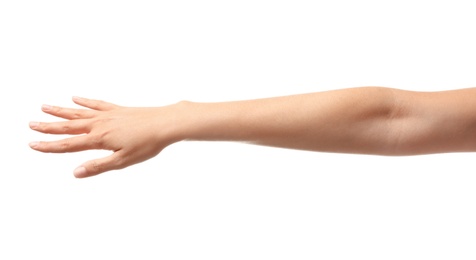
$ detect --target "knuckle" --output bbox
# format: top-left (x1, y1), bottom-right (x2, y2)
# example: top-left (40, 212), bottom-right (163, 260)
top-left (36, 122), bottom-right (48, 132)
top-left (61, 125), bottom-right (71, 133)
top-left (35, 141), bottom-right (49, 152)
top-left (34, 122), bottom-right (43, 130)
top-left (90, 134), bottom-right (104, 148)
top-left (41, 123), bottom-right (57, 133)
top-left (73, 111), bottom-right (83, 119)
top-left (91, 160), bottom-right (101, 172)
top-left (91, 118), bottom-right (104, 126)
top-left (90, 101), bottom-right (101, 109)
top-left (113, 156), bottom-right (125, 169)
top-left (40, 123), bottom-right (51, 132)
top-left (58, 141), bottom-right (70, 152)
top-left (53, 106), bottom-right (62, 114)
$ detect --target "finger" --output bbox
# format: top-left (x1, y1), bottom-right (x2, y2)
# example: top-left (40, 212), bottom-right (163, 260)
top-left (73, 151), bottom-right (125, 178)
top-left (29, 119), bottom-right (90, 135)
top-left (29, 134), bottom-right (99, 153)
top-left (41, 104), bottom-right (96, 120)
top-left (72, 96), bottom-right (119, 111)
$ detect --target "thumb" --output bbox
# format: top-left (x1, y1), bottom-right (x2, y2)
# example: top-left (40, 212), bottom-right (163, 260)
top-left (74, 152), bottom-right (124, 178)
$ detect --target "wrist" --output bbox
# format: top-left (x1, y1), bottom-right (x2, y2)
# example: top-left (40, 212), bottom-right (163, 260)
top-left (169, 100), bottom-right (202, 142)
top-left (172, 99), bottom-right (242, 143)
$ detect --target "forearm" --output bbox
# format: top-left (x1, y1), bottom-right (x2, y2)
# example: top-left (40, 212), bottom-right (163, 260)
top-left (174, 87), bottom-right (399, 155)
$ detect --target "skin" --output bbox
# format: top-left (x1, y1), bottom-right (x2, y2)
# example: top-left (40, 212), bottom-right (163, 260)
top-left (29, 86), bottom-right (476, 178)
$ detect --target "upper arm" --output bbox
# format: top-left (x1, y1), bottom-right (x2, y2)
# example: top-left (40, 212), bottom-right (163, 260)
top-left (387, 87), bottom-right (476, 155)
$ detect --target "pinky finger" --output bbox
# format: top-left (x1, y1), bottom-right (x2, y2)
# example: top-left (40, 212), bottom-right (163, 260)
top-left (73, 151), bottom-right (125, 178)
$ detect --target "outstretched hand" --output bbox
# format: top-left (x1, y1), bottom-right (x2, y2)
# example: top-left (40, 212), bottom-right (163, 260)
top-left (29, 97), bottom-right (182, 178)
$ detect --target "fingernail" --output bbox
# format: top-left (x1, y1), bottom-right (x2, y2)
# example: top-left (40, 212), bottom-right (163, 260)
top-left (42, 104), bottom-right (52, 111)
top-left (74, 166), bottom-right (87, 177)
top-left (29, 141), bottom-right (39, 148)
top-left (72, 96), bottom-right (83, 101)
top-left (29, 121), bottom-right (39, 128)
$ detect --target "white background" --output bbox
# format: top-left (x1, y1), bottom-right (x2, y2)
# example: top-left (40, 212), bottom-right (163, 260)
top-left (1, 0), bottom-right (476, 259)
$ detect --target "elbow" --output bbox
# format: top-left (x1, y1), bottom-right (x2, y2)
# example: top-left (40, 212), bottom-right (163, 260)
top-left (383, 88), bottom-right (432, 156)
top-left (384, 87), bottom-right (476, 155)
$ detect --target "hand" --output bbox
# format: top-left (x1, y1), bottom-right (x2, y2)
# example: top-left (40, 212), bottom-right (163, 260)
top-left (29, 97), bottom-right (182, 178)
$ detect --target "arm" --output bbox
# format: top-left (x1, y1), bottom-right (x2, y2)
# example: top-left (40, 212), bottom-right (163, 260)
top-left (29, 86), bottom-right (476, 178)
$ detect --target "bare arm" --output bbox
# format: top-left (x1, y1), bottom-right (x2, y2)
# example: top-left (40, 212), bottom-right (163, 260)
top-left (29, 86), bottom-right (476, 178)
top-left (179, 87), bottom-right (398, 154)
